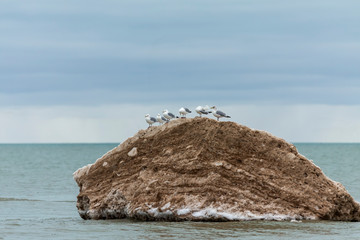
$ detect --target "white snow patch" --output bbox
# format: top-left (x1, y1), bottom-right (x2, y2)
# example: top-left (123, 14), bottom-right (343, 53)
top-left (148, 207), bottom-right (159, 216)
top-left (73, 163), bottom-right (93, 184)
top-left (133, 206), bottom-right (316, 221)
top-left (177, 208), bottom-right (191, 215)
top-left (128, 147), bottom-right (138, 157)
top-left (161, 202), bottom-right (171, 210)
top-left (146, 207), bottom-right (173, 218)
top-left (192, 210), bottom-right (207, 218)
top-left (190, 208), bottom-right (313, 221)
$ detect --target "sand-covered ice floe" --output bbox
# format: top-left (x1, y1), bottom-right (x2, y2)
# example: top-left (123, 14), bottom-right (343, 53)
top-left (74, 118), bottom-right (360, 221)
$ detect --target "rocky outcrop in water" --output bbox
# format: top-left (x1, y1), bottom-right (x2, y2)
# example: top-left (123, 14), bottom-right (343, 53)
top-left (73, 118), bottom-right (360, 221)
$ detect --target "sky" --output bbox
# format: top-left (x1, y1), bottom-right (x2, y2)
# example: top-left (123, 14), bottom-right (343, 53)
top-left (1, 0), bottom-right (360, 143)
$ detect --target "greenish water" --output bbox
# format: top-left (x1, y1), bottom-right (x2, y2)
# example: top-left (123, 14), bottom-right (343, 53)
top-left (0, 143), bottom-right (359, 239)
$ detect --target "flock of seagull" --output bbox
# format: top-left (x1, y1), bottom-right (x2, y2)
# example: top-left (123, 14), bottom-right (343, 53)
top-left (145, 105), bottom-right (231, 127)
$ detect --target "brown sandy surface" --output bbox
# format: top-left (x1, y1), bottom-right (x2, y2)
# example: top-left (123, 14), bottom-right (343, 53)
top-left (73, 118), bottom-right (360, 221)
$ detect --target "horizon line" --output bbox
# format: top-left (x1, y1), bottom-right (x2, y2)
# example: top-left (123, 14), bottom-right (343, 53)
top-left (1, 142), bottom-right (360, 144)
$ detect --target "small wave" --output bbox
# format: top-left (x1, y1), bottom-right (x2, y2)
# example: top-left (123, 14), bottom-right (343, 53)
top-left (0, 197), bottom-right (42, 202)
top-left (0, 197), bottom-right (76, 203)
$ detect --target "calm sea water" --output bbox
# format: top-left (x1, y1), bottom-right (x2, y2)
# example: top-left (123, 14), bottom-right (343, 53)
top-left (1, 143), bottom-right (359, 240)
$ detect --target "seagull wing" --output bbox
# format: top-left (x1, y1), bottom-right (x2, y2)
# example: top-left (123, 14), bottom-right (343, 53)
top-left (150, 117), bottom-right (157, 122)
top-left (216, 110), bottom-right (227, 117)
top-left (184, 108), bottom-right (191, 113)
top-left (168, 112), bottom-right (175, 118)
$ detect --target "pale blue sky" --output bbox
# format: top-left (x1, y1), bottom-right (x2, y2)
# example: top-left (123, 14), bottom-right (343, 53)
top-left (1, 1), bottom-right (360, 142)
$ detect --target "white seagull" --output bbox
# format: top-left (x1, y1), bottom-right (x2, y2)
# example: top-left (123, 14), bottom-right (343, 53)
top-left (195, 105), bottom-right (210, 117)
top-left (145, 114), bottom-right (157, 127)
top-left (179, 107), bottom-right (192, 118)
top-left (156, 113), bottom-right (168, 125)
top-left (203, 105), bottom-right (212, 112)
top-left (210, 106), bottom-right (231, 121)
top-left (163, 109), bottom-right (176, 121)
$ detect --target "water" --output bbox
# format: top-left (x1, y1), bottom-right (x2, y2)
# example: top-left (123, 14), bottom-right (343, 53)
top-left (0, 143), bottom-right (359, 239)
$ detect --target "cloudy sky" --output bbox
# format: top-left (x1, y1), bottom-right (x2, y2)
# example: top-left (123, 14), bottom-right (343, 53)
top-left (1, 0), bottom-right (360, 143)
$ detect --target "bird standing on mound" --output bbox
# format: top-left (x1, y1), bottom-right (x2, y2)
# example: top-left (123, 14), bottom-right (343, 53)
top-left (163, 109), bottom-right (176, 121)
top-left (179, 107), bottom-right (192, 118)
top-left (210, 106), bottom-right (231, 121)
top-left (195, 105), bottom-right (210, 117)
top-left (145, 114), bottom-right (157, 127)
top-left (156, 113), bottom-right (168, 125)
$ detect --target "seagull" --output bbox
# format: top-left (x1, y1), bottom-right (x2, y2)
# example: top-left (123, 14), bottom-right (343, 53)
top-left (179, 107), bottom-right (192, 118)
top-left (210, 106), bottom-right (231, 121)
top-left (195, 106), bottom-right (210, 117)
top-left (156, 113), bottom-right (168, 125)
top-left (203, 105), bottom-right (212, 113)
top-left (145, 114), bottom-right (157, 127)
top-left (163, 109), bottom-right (176, 121)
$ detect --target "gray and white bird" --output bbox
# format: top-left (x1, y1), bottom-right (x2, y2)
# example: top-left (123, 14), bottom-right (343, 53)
top-left (195, 105), bottom-right (210, 117)
top-left (145, 114), bottom-right (157, 127)
top-left (210, 106), bottom-right (231, 121)
top-left (179, 107), bottom-right (192, 118)
top-left (163, 109), bottom-right (176, 121)
top-left (156, 113), bottom-right (168, 125)
top-left (203, 105), bottom-right (212, 113)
